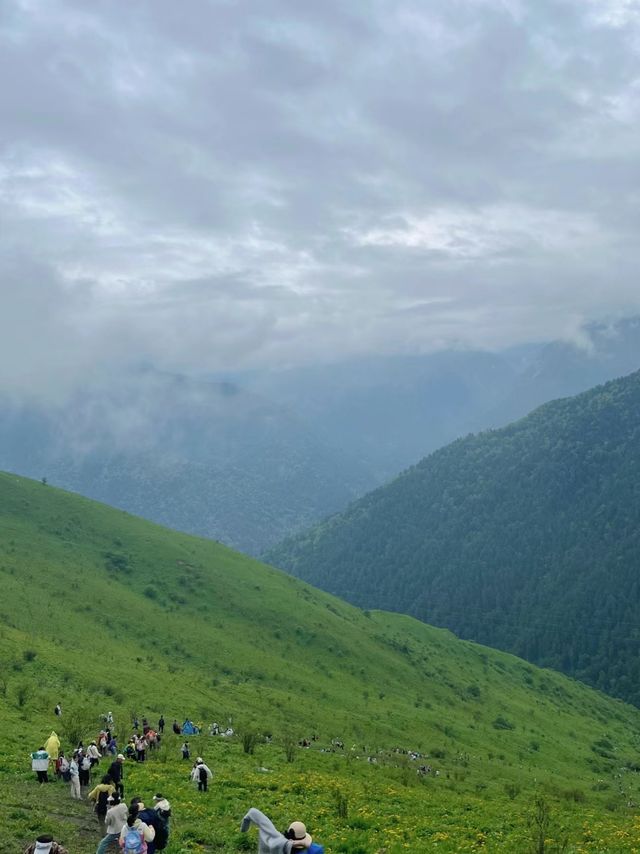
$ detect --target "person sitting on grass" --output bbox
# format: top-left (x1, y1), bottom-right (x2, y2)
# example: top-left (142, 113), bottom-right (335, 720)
top-left (241, 807), bottom-right (324, 853)
top-left (23, 834), bottom-right (68, 854)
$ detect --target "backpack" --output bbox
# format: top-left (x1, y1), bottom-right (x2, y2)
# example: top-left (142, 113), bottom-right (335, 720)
top-left (96, 788), bottom-right (110, 814)
top-left (198, 766), bottom-right (207, 782)
top-left (122, 827), bottom-right (146, 854)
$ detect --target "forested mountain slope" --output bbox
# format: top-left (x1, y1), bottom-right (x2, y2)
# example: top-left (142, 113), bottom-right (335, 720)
top-left (267, 370), bottom-right (640, 706)
top-left (2, 471), bottom-right (640, 852)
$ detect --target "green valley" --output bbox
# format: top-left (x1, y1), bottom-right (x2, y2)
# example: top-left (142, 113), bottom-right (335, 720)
top-left (267, 370), bottom-right (640, 708)
top-left (1, 471), bottom-right (640, 852)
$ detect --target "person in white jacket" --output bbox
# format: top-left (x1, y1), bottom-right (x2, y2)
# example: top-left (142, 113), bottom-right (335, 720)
top-left (68, 753), bottom-right (81, 799)
top-left (191, 757), bottom-right (213, 792)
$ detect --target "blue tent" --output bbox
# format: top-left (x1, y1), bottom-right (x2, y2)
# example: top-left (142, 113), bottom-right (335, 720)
top-left (182, 719), bottom-right (198, 735)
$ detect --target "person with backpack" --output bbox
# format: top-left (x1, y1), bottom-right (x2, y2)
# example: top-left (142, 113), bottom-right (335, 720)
top-left (55, 752), bottom-right (70, 782)
top-left (240, 807), bottom-right (325, 854)
top-left (180, 741), bottom-right (190, 760)
top-left (88, 775), bottom-right (116, 830)
top-left (190, 757), bottom-right (213, 792)
top-left (151, 796), bottom-right (171, 852)
top-left (157, 716), bottom-right (165, 734)
top-left (23, 833), bottom-right (68, 854)
top-left (136, 798), bottom-right (167, 854)
top-left (96, 793), bottom-right (128, 854)
top-left (118, 802), bottom-right (155, 853)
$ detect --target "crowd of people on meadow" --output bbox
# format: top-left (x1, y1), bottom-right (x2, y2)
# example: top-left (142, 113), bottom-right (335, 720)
top-left (26, 704), bottom-right (448, 852)
top-left (27, 707), bottom-right (328, 853)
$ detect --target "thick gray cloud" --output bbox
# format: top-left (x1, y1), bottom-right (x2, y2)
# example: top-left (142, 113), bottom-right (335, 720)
top-left (2, 0), bottom-right (640, 397)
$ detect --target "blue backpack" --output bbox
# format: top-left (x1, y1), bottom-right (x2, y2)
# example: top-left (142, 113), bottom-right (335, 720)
top-left (123, 827), bottom-right (146, 853)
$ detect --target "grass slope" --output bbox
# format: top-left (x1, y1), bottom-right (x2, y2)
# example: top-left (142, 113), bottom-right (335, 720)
top-left (1, 472), bottom-right (640, 852)
top-left (266, 369), bottom-right (640, 706)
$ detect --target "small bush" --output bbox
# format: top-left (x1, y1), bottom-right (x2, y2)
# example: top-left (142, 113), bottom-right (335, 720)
top-left (332, 786), bottom-right (349, 818)
top-left (242, 732), bottom-right (259, 755)
top-left (23, 649), bottom-right (37, 662)
top-left (493, 715), bottom-right (515, 730)
top-left (282, 734), bottom-right (296, 763)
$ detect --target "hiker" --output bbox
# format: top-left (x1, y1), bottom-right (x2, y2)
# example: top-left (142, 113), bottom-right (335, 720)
top-left (106, 711), bottom-right (114, 725)
top-left (151, 795), bottom-right (171, 851)
top-left (31, 746), bottom-right (50, 783)
top-left (240, 808), bottom-right (325, 853)
top-left (45, 731), bottom-right (60, 760)
top-left (135, 734), bottom-right (148, 763)
top-left (108, 754), bottom-right (126, 798)
top-left (191, 757), bottom-right (213, 792)
top-left (172, 720), bottom-right (180, 735)
top-left (181, 741), bottom-right (190, 760)
top-left (80, 752), bottom-right (92, 788)
top-left (23, 834), bottom-right (68, 854)
top-left (158, 716), bottom-right (165, 734)
top-left (56, 752), bottom-right (70, 782)
top-left (96, 792), bottom-right (128, 854)
top-left (119, 801), bottom-right (155, 851)
top-left (88, 775), bottom-right (116, 830)
top-left (108, 736), bottom-right (118, 756)
top-left (54, 703), bottom-right (62, 717)
top-left (88, 741), bottom-right (102, 766)
top-left (136, 796), bottom-right (171, 854)
top-left (69, 752), bottom-right (81, 799)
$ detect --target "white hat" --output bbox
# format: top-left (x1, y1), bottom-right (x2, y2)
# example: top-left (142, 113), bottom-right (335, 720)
top-left (287, 822), bottom-right (312, 848)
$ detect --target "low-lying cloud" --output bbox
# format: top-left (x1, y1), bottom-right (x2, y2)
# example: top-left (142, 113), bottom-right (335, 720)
top-left (2, 0), bottom-right (640, 399)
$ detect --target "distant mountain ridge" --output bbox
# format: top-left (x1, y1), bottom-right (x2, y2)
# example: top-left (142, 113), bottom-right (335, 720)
top-left (267, 369), bottom-right (640, 706)
top-left (0, 316), bottom-right (639, 554)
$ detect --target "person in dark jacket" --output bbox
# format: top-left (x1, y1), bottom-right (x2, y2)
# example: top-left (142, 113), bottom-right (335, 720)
top-left (108, 754), bottom-right (125, 798)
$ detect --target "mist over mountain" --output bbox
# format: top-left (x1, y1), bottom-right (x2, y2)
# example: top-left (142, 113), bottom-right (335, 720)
top-left (267, 369), bottom-right (640, 706)
top-left (0, 316), bottom-right (638, 554)
top-left (0, 371), bottom-right (375, 554)
top-left (247, 317), bottom-right (640, 479)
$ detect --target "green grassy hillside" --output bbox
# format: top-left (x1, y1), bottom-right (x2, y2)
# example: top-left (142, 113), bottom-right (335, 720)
top-left (267, 370), bottom-right (640, 707)
top-left (1, 472), bottom-right (640, 852)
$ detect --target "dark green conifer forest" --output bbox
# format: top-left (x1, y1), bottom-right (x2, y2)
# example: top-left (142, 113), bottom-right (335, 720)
top-left (267, 370), bottom-right (640, 706)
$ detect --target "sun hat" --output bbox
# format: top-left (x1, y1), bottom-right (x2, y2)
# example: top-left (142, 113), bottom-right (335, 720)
top-left (117, 753), bottom-right (125, 760)
top-left (196, 757), bottom-right (203, 763)
top-left (287, 821), bottom-right (312, 848)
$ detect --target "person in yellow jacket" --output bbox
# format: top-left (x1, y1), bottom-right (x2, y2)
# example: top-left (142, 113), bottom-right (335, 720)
top-left (45, 731), bottom-right (60, 760)
top-left (88, 775), bottom-right (116, 829)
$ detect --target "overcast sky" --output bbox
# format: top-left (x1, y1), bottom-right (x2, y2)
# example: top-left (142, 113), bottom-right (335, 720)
top-left (2, 0), bottom-right (640, 397)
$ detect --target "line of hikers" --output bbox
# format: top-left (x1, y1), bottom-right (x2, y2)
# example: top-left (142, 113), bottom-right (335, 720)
top-left (25, 807), bottom-right (323, 854)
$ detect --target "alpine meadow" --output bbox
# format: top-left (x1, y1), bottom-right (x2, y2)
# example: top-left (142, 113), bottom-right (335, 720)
top-left (2, 471), bottom-right (640, 852)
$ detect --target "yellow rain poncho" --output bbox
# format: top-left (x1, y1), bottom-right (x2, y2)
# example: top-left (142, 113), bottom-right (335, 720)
top-left (45, 731), bottom-right (60, 759)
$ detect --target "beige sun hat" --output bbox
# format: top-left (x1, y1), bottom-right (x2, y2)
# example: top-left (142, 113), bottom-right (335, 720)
top-left (287, 821), bottom-right (312, 848)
